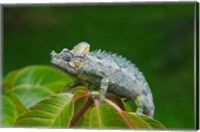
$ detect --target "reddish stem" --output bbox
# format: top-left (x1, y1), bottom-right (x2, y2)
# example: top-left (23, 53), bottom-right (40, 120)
top-left (70, 97), bottom-right (93, 127)
top-left (94, 98), bottom-right (102, 128)
top-left (105, 93), bottom-right (125, 110)
top-left (73, 93), bottom-right (90, 102)
top-left (104, 99), bottom-right (135, 129)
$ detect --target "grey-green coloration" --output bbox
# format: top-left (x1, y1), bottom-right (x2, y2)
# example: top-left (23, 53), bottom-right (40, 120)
top-left (50, 42), bottom-right (155, 117)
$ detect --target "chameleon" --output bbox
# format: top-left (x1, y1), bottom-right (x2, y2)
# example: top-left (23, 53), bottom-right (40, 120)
top-left (50, 42), bottom-right (155, 117)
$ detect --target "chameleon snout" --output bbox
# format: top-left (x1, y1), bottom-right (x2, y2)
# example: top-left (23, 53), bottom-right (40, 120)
top-left (51, 50), bottom-right (60, 59)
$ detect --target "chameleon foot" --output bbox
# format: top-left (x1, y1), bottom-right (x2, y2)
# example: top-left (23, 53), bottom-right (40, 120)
top-left (89, 91), bottom-right (105, 103)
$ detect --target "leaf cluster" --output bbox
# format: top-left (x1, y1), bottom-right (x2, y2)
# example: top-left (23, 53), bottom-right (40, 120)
top-left (1, 65), bottom-right (166, 129)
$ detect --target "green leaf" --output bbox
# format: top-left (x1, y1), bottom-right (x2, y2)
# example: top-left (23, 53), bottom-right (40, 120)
top-left (125, 100), bottom-right (137, 112)
top-left (71, 86), bottom-right (88, 114)
top-left (3, 69), bottom-right (21, 92)
top-left (135, 113), bottom-right (166, 129)
top-left (124, 112), bottom-right (152, 129)
top-left (71, 87), bottom-right (91, 128)
top-left (1, 95), bottom-right (17, 126)
top-left (15, 93), bottom-right (74, 127)
top-left (74, 107), bottom-right (91, 127)
top-left (7, 92), bottom-right (27, 115)
top-left (14, 65), bottom-right (74, 92)
top-left (89, 104), bottom-right (129, 128)
top-left (45, 82), bottom-right (68, 93)
top-left (8, 84), bottom-right (54, 108)
top-left (83, 102), bottom-right (160, 129)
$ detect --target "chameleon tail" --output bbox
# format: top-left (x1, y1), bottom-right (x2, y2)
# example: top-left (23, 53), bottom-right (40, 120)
top-left (134, 94), bottom-right (155, 117)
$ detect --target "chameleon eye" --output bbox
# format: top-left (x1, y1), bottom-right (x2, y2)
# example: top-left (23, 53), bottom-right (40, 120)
top-left (62, 53), bottom-right (72, 61)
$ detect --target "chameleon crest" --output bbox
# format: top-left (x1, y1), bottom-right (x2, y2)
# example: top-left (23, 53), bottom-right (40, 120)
top-left (51, 42), bottom-right (155, 117)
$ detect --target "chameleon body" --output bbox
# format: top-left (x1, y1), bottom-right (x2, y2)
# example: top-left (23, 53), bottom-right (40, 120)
top-left (50, 42), bottom-right (155, 117)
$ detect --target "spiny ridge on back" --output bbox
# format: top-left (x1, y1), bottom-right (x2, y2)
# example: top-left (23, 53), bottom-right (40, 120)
top-left (90, 49), bottom-right (133, 67)
top-left (89, 49), bottom-right (145, 80)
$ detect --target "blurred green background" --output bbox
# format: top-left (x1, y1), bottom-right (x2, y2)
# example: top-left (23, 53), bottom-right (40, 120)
top-left (3, 3), bottom-right (195, 129)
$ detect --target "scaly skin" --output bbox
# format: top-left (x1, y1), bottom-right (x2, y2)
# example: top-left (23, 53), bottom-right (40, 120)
top-left (50, 42), bottom-right (155, 117)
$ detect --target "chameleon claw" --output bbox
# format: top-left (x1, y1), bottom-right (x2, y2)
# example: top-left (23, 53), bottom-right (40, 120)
top-left (89, 91), bottom-right (105, 102)
top-left (99, 97), bottom-right (105, 103)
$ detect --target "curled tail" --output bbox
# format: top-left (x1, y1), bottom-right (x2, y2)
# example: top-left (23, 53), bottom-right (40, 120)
top-left (134, 93), bottom-right (155, 117)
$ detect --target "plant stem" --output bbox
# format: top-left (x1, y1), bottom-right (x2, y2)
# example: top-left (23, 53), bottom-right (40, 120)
top-left (105, 99), bottom-right (135, 129)
top-left (105, 93), bottom-right (125, 110)
top-left (73, 93), bottom-right (90, 102)
top-left (70, 97), bottom-right (93, 127)
top-left (94, 98), bottom-right (102, 128)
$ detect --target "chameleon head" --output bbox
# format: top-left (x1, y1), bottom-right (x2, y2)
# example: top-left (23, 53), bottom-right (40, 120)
top-left (50, 42), bottom-right (90, 75)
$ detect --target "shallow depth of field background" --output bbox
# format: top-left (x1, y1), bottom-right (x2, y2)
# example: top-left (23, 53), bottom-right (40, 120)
top-left (3, 3), bottom-right (195, 129)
